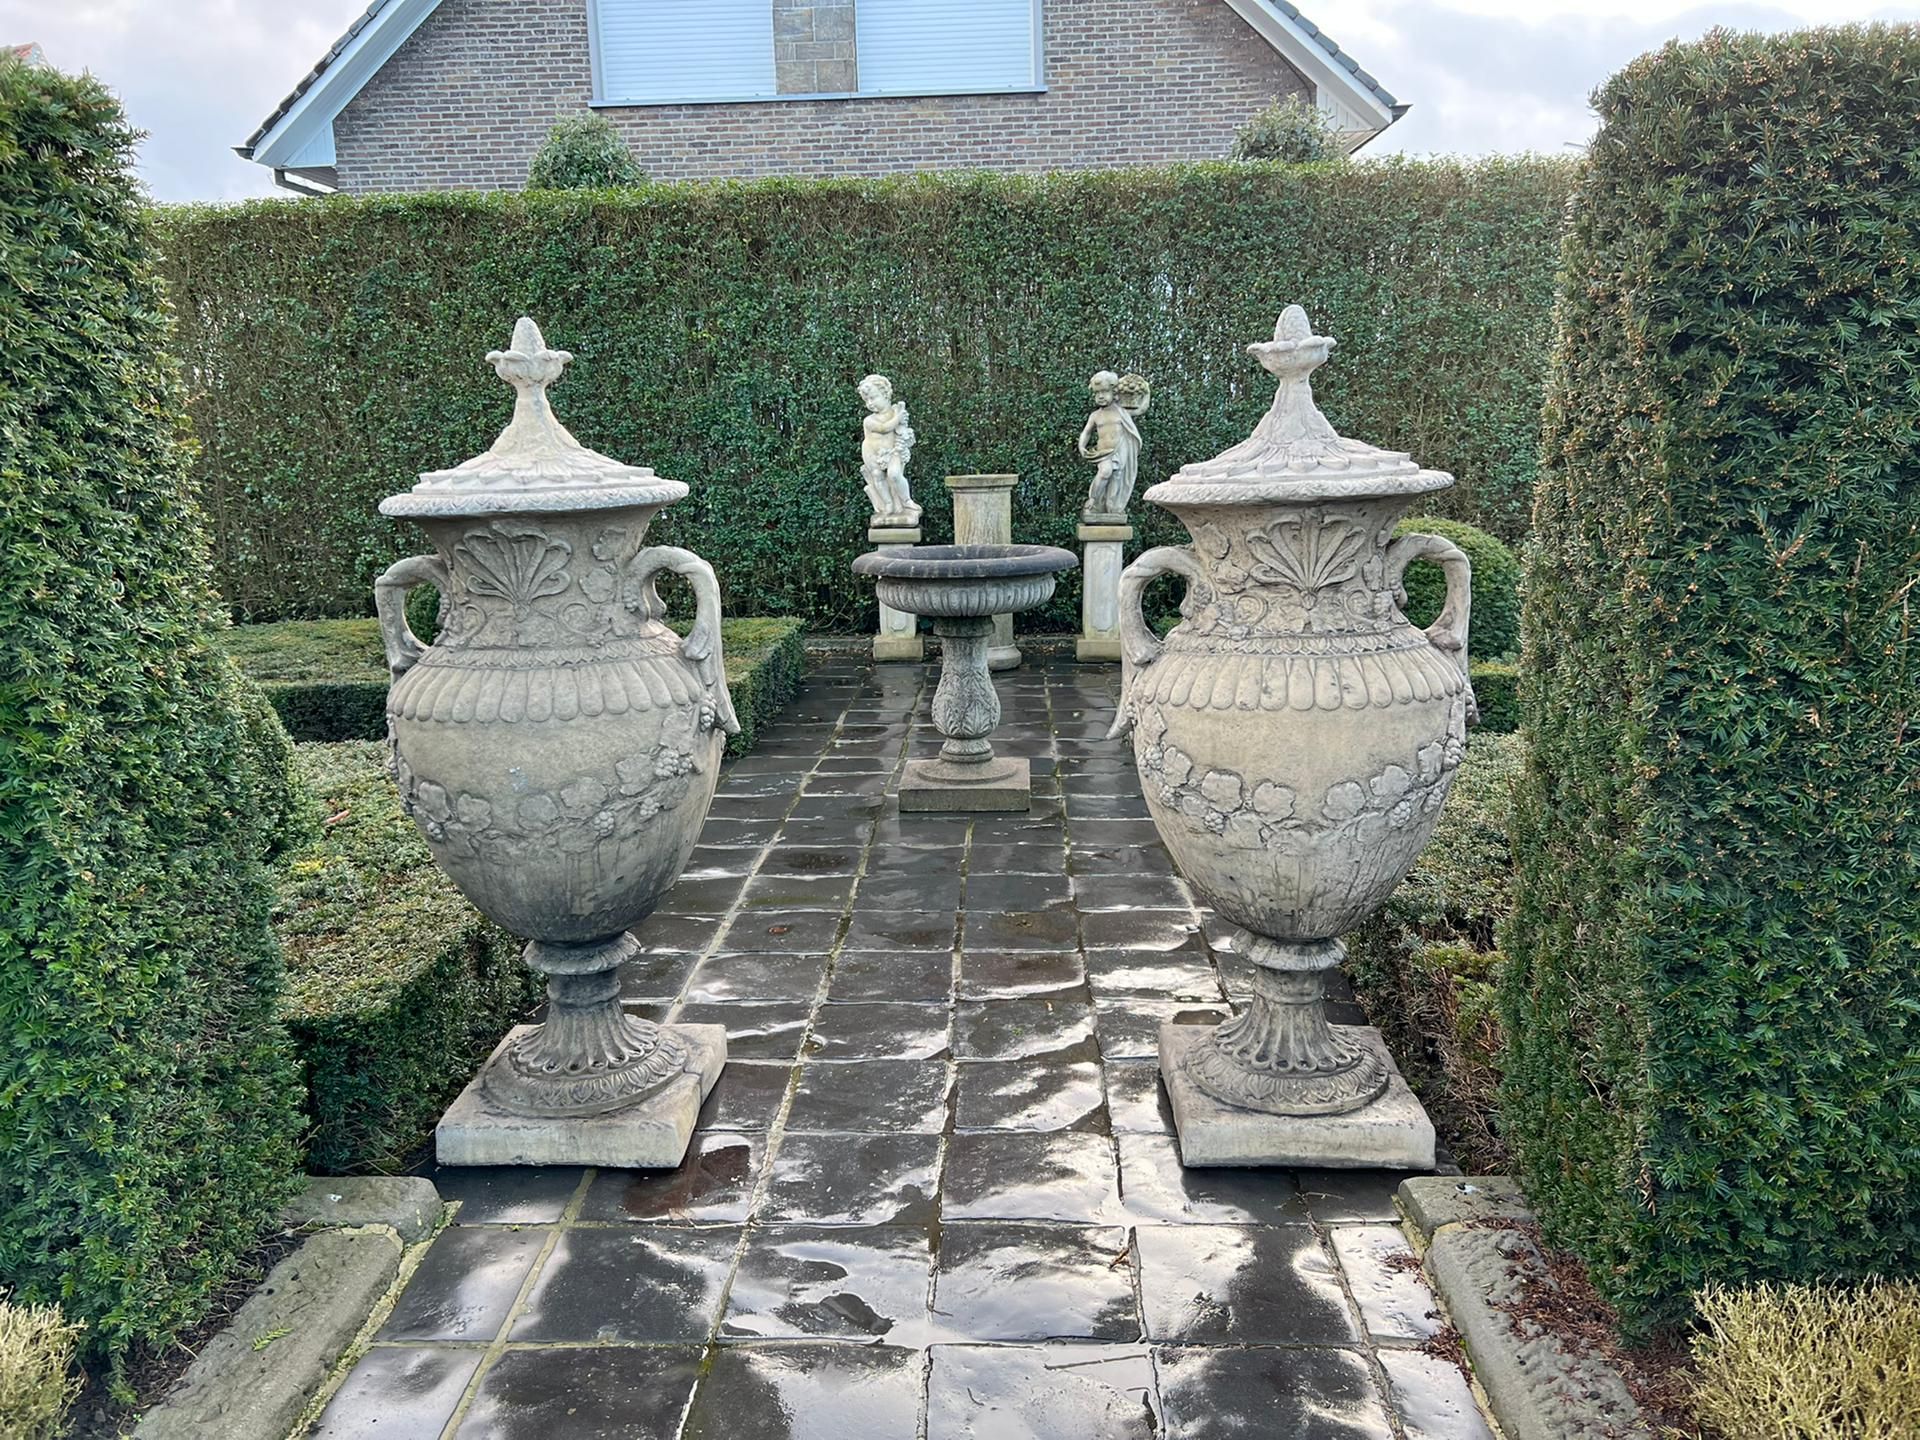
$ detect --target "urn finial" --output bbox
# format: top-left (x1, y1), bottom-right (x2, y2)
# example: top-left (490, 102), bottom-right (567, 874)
top-left (379, 317), bottom-right (686, 517)
top-left (1248, 304), bottom-right (1337, 384)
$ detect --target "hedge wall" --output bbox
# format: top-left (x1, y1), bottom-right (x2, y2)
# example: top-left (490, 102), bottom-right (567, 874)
top-left (277, 743), bottom-right (536, 1172)
top-left (154, 159), bottom-right (1573, 628)
top-left (0, 60), bottom-right (305, 1365)
top-left (1502, 26), bottom-right (1920, 1334)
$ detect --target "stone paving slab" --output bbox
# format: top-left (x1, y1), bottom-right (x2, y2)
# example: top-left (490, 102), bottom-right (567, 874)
top-left (308, 658), bottom-right (1493, 1440)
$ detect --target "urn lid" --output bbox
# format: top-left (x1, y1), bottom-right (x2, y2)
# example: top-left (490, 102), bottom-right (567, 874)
top-left (380, 318), bottom-right (688, 518)
top-left (1145, 306), bottom-right (1453, 508)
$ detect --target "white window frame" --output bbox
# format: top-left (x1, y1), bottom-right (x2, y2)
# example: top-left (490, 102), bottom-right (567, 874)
top-left (586, 0), bottom-right (1046, 107)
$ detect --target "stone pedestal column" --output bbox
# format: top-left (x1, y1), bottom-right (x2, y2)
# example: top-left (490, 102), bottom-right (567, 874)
top-left (869, 524), bottom-right (924, 661)
top-left (1076, 522), bottom-right (1132, 661)
top-left (946, 474), bottom-right (1021, 671)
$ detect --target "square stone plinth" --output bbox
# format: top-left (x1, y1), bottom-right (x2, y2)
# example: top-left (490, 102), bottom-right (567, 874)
top-left (1075, 637), bottom-right (1122, 662)
top-left (900, 756), bottom-right (1030, 813)
top-left (1159, 1022), bottom-right (1434, 1170)
top-left (437, 1023), bottom-right (727, 1168)
top-left (874, 634), bottom-right (925, 662)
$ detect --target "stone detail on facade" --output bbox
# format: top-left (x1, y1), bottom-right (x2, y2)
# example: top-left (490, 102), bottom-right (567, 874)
top-left (330, 0), bottom-right (1310, 192)
top-left (775, 0), bottom-right (858, 95)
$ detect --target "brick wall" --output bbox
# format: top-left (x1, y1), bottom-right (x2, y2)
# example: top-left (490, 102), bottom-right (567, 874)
top-left (331, 0), bottom-right (1310, 192)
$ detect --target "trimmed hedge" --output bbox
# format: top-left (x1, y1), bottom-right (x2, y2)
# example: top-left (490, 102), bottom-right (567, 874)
top-left (1467, 660), bottom-right (1517, 734)
top-left (154, 159), bottom-right (1574, 627)
top-left (1346, 733), bottom-right (1520, 1175)
top-left (0, 60), bottom-right (305, 1365)
top-left (1503, 26), bottom-right (1920, 1335)
top-left (1396, 515), bottom-right (1523, 660)
top-left (221, 616), bottom-right (806, 756)
top-left (277, 743), bottom-right (536, 1172)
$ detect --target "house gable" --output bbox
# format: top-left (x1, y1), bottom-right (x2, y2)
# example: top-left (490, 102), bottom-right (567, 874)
top-left (242, 0), bottom-right (1400, 194)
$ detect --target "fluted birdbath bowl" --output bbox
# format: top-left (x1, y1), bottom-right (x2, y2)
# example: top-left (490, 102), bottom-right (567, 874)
top-left (853, 543), bottom-right (1077, 811)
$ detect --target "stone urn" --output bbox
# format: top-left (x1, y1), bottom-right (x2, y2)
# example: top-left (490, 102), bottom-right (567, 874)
top-left (375, 318), bottom-right (737, 1167)
top-left (852, 543), bottom-right (1076, 810)
top-left (1110, 306), bottom-right (1475, 1168)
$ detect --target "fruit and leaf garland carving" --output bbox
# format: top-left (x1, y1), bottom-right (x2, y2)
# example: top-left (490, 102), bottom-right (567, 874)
top-left (1132, 702), bottom-right (1466, 852)
top-left (391, 703), bottom-right (705, 866)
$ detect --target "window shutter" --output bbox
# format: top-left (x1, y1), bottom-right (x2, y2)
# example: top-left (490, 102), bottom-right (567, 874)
top-left (856, 0), bottom-right (1039, 95)
top-left (593, 0), bottom-right (776, 104)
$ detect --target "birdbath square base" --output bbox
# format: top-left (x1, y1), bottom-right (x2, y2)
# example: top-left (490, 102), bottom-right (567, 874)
top-left (899, 755), bottom-right (1031, 813)
top-left (437, 1023), bottom-right (727, 1167)
top-left (1158, 1022), bottom-right (1434, 1170)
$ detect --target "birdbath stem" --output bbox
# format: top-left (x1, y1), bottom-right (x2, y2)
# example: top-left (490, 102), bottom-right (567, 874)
top-left (930, 616), bottom-right (1000, 766)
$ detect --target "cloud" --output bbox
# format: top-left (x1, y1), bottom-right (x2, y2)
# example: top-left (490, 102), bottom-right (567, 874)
top-left (1358, 0), bottom-right (1920, 157)
top-left (0, 0), bottom-right (366, 200)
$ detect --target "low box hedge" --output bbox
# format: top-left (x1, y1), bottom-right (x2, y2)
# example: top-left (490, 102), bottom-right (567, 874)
top-left (224, 615), bottom-right (806, 756)
top-left (276, 741), bottom-right (537, 1173)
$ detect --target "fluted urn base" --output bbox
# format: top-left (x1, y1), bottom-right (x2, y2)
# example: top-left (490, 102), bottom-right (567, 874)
top-left (1158, 931), bottom-right (1433, 1170)
top-left (436, 933), bottom-right (727, 1167)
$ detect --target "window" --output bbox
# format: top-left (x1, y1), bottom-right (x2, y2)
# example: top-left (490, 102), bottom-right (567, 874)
top-left (856, 0), bottom-right (1042, 95)
top-left (591, 0), bottom-right (776, 105)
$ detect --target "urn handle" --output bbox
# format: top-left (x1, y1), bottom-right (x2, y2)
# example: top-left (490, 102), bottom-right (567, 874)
top-left (373, 553), bottom-right (450, 679)
top-left (1108, 545), bottom-right (1209, 740)
top-left (631, 546), bottom-right (742, 736)
top-left (1386, 532), bottom-right (1479, 725)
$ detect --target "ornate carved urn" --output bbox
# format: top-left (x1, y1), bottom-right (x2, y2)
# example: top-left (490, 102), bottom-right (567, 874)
top-left (1111, 306), bottom-right (1474, 1168)
top-left (375, 318), bottom-right (737, 1166)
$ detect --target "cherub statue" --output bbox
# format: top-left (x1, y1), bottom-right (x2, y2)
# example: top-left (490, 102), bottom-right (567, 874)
top-left (858, 374), bottom-right (920, 527)
top-left (1078, 370), bottom-right (1151, 521)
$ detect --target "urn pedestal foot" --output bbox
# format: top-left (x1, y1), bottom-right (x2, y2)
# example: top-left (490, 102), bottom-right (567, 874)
top-left (437, 1022), bottom-right (727, 1167)
top-left (900, 754), bottom-right (1031, 812)
top-left (1159, 1022), bottom-right (1434, 1170)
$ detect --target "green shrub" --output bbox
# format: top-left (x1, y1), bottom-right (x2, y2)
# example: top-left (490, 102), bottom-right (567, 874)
top-left (1467, 659), bottom-right (1517, 733)
top-left (220, 616), bottom-right (806, 756)
top-left (1690, 1279), bottom-right (1920, 1439)
top-left (1229, 97), bottom-right (1348, 164)
top-left (278, 743), bottom-right (538, 1172)
top-left (0, 59), bottom-right (305, 1364)
top-left (527, 114), bottom-right (646, 190)
top-left (1396, 515), bottom-right (1522, 659)
top-left (1502, 26), bottom-right (1920, 1335)
top-left (154, 159), bottom-right (1574, 626)
top-left (0, 1299), bottom-right (82, 1440)
top-left (1347, 733), bottom-right (1520, 1174)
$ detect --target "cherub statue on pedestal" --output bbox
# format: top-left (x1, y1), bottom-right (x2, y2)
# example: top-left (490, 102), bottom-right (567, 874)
top-left (859, 374), bottom-right (921, 527)
top-left (1079, 370), bottom-right (1151, 522)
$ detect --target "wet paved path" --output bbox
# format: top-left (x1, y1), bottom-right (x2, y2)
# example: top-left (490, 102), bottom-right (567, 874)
top-left (311, 658), bottom-right (1493, 1440)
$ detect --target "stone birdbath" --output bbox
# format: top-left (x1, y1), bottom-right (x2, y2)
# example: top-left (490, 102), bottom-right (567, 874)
top-left (853, 543), bottom-right (1076, 811)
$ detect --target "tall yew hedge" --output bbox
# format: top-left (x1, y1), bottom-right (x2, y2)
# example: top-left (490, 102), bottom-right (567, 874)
top-left (1504, 27), bottom-right (1920, 1334)
top-left (0, 60), bottom-right (306, 1363)
top-left (154, 158), bottom-right (1572, 625)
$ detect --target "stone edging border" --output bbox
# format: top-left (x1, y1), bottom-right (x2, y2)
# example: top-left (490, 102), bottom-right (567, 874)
top-left (132, 1177), bottom-right (443, 1440)
top-left (1398, 1176), bottom-right (1650, 1440)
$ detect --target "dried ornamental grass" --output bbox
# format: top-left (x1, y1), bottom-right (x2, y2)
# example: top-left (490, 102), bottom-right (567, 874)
top-left (0, 1300), bottom-right (83, 1440)
top-left (1690, 1280), bottom-right (1920, 1439)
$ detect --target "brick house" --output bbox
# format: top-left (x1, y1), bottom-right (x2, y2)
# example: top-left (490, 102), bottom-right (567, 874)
top-left (239, 0), bottom-right (1404, 195)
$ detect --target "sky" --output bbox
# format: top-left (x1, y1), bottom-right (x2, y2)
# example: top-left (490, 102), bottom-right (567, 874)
top-left (3, 0), bottom-right (1915, 201)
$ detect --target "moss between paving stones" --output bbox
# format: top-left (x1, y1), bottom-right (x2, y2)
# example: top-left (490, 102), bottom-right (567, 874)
top-left (223, 616), bottom-right (806, 756)
top-left (275, 742), bottom-right (537, 1173)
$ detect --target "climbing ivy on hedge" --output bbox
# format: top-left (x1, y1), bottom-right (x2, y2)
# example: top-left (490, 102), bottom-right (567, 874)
top-left (0, 60), bottom-right (306, 1365)
top-left (153, 158), bottom-right (1573, 627)
top-left (1502, 26), bottom-right (1920, 1336)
